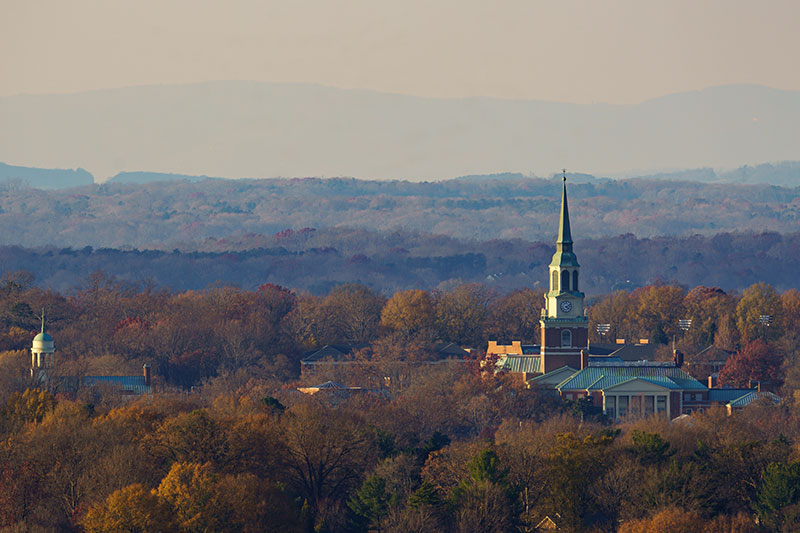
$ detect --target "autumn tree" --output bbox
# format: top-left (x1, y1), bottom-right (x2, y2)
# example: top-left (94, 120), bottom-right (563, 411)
top-left (736, 282), bottom-right (781, 343)
top-left (0, 388), bottom-right (56, 434)
top-left (287, 293), bottom-right (338, 349)
top-left (588, 290), bottom-right (637, 343)
top-left (635, 284), bottom-right (686, 344)
top-left (683, 286), bottom-right (736, 348)
top-left (149, 409), bottom-right (230, 467)
top-left (779, 289), bottom-right (800, 346)
top-left (281, 402), bottom-right (375, 528)
top-left (323, 284), bottom-right (385, 345)
top-left (156, 462), bottom-right (223, 532)
top-left (434, 284), bottom-right (492, 346)
top-left (718, 340), bottom-right (783, 388)
top-left (539, 432), bottom-right (616, 530)
top-left (618, 506), bottom-right (703, 533)
top-left (253, 282), bottom-right (297, 348)
top-left (485, 288), bottom-right (542, 344)
top-left (82, 483), bottom-right (176, 533)
top-left (381, 290), bottom-right (435, 339)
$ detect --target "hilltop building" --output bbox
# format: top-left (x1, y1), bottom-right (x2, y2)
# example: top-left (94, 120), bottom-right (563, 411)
top-left (30, 320), bottom-right (152, 395)
top-left (490, 176), bottom-right (780, 419)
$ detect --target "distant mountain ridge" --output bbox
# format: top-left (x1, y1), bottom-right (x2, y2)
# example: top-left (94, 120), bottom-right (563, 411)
top-left (0, 162), bottom-right (93, 189)
top-left (1, 81), bottom-right (799, 181)
top-left (1, 159), bottom-right (799, 190)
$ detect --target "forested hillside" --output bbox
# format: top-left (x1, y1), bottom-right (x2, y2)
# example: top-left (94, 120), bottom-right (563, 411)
top-left (0, 275), bottom-right (798, 530)
top-left (0, 229), bottom-right (799, 294)
top-left (0, 175), bottom-right (798, 293)
top-left (1, 176), bottom-right (800, 248)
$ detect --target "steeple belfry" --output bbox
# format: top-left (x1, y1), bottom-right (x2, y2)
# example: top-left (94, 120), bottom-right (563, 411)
top-left (539, 173), bottom-right (588, 372)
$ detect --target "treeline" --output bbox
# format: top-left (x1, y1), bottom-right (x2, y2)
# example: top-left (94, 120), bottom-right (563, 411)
top-left (1, 176), bottom-right (800, 250)
top-left (0, 271), bottom-right (798, 396)
top-left (2, 229), bottom-right (800, 294)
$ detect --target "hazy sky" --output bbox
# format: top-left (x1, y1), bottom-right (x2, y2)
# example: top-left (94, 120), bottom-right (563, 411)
top-left (2, 0), bottom-right (799, 104)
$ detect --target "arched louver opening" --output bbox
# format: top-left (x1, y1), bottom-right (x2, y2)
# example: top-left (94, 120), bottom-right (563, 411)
top-left (561, 270), bottom-right (570, 292)
top-left (552, 271), bottom-right (559, 292)
top-left (561, 329), bottom-right (572, 347)
top-left (573, 271), bottom-right (579, 291)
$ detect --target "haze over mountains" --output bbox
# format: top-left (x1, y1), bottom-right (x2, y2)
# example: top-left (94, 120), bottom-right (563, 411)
top-left (2, 81), bottom-right (800, 182)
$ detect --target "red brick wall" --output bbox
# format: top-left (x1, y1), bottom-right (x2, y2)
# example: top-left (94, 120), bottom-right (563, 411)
top-left (541, 326), bottom-right (589, 348)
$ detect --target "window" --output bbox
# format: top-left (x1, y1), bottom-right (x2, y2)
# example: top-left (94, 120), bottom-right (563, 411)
top-left (552, 271), bottom-right (558, 291)
top-left (605, 396), bottom-right (617, 419)
top-left (618, 396), bottom-right (628, 417)
top-left (572, 271), bottom-right (579, 291)
top-left (630, 395), bottom-right (642, 417)
top-left (561, 329), bottom-right (572, 347)
top-left (561, 270), bottom-right (570, 291)
top-left (644, 395), bottom-right (655, 416)
top-left (656, 396), bottom-right (667, 414)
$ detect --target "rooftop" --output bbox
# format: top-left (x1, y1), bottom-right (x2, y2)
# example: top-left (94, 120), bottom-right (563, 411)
top-left (556, 365), bottom-right (707, 391)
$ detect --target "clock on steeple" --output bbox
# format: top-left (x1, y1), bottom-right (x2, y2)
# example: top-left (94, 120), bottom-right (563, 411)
top-left (539, 172), bottom-right (589, 372)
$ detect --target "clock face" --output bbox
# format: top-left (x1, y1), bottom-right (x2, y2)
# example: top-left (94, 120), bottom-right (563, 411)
top-left (560, 300), bottom-right (573, 313)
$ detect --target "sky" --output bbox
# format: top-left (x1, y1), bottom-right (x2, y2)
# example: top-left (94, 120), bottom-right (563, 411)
top-left (2, 0), bottom-right (799, 104)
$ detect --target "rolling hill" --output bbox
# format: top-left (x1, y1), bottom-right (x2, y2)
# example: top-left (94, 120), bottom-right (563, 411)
top-left (1, 82), bottom-right (799, 181)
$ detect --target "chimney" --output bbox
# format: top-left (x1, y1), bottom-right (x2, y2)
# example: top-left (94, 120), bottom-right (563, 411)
top-left (143, 363), bottom-right (151, 387)
top-left (616, 338), bottom-right (625, 344)
top-left (580, 349), bottom-right (589, 370)
top-left (673, 349), bottom-right (684, 367)
top-left (748, 379), bottom-right (760, 390)
top-left (511, 341), bottom-right (522, 355)
top-left (708, 374), bottom-right (718, 388)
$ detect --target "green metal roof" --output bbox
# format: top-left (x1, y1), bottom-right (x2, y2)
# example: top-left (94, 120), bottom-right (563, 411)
top-left (557, 178), bottom-right (572, 246)
top-left (549, 178), bottom-right (580, 268)
top-left (84, 376), bottom-right (151, 395)
top-left (556, 365), bottom-right (707, 391)
top-left (33, 332), bottom-right (53, 342)
top-left (708, 388), bottom-right (754, 403)
top-left (727, 391), bottom-right (780, 408)
top-left (497, 355), bottom-right (541, 374)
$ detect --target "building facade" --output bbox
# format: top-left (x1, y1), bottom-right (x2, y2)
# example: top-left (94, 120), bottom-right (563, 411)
top-left (539, 177), bottom-right (589, 373)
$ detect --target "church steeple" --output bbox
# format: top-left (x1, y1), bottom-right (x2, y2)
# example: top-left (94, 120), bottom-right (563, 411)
top-left (544, 173), bottom-right (583, 315)
top-left (556, 174), bottom-right (573, 250)
top-left (539, 171), bottom-right (588, 372)
top-left (549, 174), bottom-right (579, 269)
